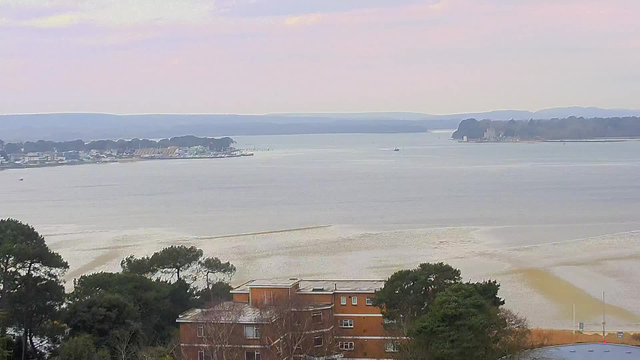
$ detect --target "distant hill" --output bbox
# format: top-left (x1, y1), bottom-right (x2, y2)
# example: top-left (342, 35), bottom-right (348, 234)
top-left (1, 107), bottom-right (638, 142)
top-left (0, 114), bottom-right (438, 142)
top-left (277, 107), bottom-right (640, 121)
top-left (272, 112), bottom-right (433, 121)
top-left (531, 107), bottom-right (640, 120)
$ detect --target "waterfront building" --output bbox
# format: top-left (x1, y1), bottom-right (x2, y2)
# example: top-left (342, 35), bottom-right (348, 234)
top-left (177, 278), bottom-right (402, 360)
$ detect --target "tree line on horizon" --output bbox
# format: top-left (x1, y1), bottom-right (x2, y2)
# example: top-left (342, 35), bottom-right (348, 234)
top-left (0, 136), bottom-right (235, 155)
top-left (0, 218), bottom-right (530, 360)
top-left (452, 116), bottom-right (640, 140)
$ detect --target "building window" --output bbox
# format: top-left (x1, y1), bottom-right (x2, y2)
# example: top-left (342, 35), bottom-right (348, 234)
top-left (339, 342), bottom-right (355, 351)
top-left (244, 325), bottom-right (260, 339)
top-left (366, 297), bottom-right (373, 306)
top-left (312, 312), bottom-right (323, 324)
top-left (385, 341), bottom-right (400, 353)
top-left (352, 296), bottom-right (358, 305)
top-left (314, 336), bottom-right (323, 347)
top-left (340, 296), bottom-right (347, 305)
top-left (198, 350), bottom-right (205, 360)
top-left (339, 319), bottom-right (354, 328)
top-left (197, 325), bottom-right (204, 337)
top-left (245, 351), bottom-right (261, 360)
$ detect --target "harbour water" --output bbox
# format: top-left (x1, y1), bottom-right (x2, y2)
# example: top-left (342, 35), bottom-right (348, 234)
top-left (1, 132), bottom-right (640, 329)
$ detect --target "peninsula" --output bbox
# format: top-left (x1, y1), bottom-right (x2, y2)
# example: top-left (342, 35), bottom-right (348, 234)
top-left (0, 135), bottom-right (252, 170)
top-left (452, 116), bottom-right (640, 142)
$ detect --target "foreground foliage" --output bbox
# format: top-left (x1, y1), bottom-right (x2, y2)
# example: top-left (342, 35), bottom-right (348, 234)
top-left (0, 219), bottom-right (235, 360)
top-left (375, 263), bottom-right (529, 360)
top-left (0, 219), bottom-right (68, 360)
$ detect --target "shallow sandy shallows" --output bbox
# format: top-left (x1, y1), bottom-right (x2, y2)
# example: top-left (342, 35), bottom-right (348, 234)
top-left (45, 223), bottom-right (640, 330)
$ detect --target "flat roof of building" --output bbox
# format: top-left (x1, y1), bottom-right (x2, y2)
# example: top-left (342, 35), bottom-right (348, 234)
top-left (231, 278), bottom-right (301, 293)
top-left (231, 278), bottom-right (385, 294)
top-left (520, 343), bottom-right (640, 359)
top-left (177, 301), bottom-right (334, 324)
top-left (297, 279), bottom-right (385, 293)
top-left (177, 302), bottom-right (276, 324)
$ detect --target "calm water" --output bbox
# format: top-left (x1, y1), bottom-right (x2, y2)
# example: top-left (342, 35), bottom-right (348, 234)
top-left (3, 132), bottom-right (640, 328)
top-left (3, 132), bottom-right (640, 237)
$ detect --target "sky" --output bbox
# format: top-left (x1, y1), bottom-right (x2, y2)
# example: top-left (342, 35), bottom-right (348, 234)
top-left (0, 0), bottom-right (639, 115)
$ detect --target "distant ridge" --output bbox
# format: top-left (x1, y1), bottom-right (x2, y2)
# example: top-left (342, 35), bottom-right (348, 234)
top-left (273, 107), bottom-right (640, 121)
top-left (1, 107), bottom-right (638, 142)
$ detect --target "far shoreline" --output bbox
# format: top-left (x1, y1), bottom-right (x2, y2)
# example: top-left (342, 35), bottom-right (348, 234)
top-left (458, 137), bottom-right (640, 144)
top-left (0, 153), bottom-right (254, 172)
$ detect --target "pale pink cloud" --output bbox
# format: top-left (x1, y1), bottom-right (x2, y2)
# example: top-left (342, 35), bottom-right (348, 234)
top-left (1, 0), bottom-right (639, 114)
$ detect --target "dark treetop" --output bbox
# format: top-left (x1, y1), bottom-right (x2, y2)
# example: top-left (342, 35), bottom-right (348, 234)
top-left (1, 135), bottom-right (235, 155)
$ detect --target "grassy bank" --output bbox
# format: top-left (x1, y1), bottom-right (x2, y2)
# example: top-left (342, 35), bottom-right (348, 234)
top-left (530, 329), bottom-right (640, 348)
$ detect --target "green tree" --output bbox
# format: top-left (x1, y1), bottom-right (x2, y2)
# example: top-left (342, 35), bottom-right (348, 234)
top-left (374, 262), bottom-right (461, 333)
top-left (74, 248), bottom-right (236, 347)
top-left (69, 272), bottom-right (194, 346)
top-left (120, 256), bottom-right (153, 277)
top-left (3, 144), bottom-right (21, 155)
top-left (10, 276), bottom-right (66, 360)
top-left (0, 219), bottom-right (68, 360)
top-left (1, 335), bottom-right (23, 360)
top-left (375, 263), bottom-right (522, 360)
top-left (410, 283), bottom-right (507, 360)
top-left (122, 246), bottom-right (204, 282)
top-left (470, 280), bottom-right (505, 308)
top-left (199, 257), bottom-right (235, 303)
top-left (194, 282), bottom-right (233, 306)
top-left (149, 246), bottom-right (203, 282)
top-left (64, 293), bottom-right (140, 347)
top-left (59, 335), bottom-right (109, 360)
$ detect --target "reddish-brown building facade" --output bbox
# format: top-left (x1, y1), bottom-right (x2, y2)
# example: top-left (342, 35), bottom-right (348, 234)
top-left (178, 279), bottom-right (402, 360)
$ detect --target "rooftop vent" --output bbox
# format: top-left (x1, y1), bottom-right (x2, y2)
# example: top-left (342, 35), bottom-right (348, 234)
top-left (312, 286), bottom-right (325, 292)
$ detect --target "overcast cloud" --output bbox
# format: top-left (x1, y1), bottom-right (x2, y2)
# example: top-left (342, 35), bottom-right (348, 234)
top-left (0, 0), bottom-right (638, 114)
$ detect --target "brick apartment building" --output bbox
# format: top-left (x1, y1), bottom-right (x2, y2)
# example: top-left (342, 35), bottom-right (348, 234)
top-left (177, 278), bottom-right (403, 360)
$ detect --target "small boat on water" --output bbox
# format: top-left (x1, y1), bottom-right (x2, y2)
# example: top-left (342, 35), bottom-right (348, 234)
top-left (393, 147), bottom-right (400, 152)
